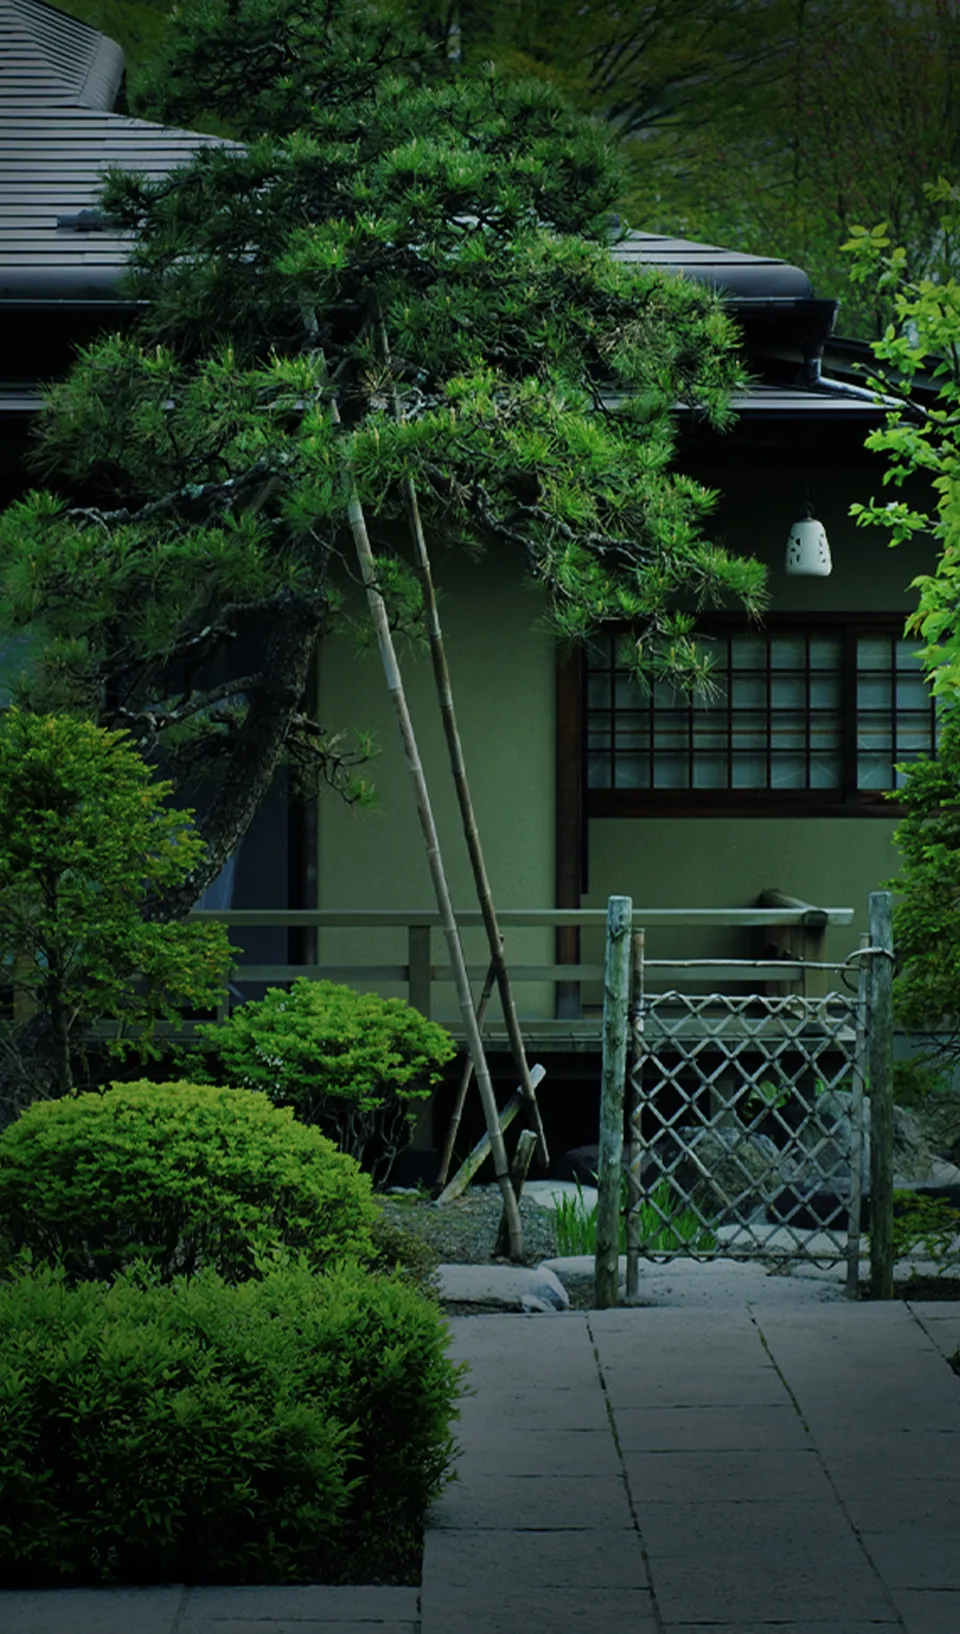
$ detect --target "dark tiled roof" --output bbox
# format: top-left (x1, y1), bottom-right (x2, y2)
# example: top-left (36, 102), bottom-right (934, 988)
top-left (0, 110), bottom-right (232, 300)
top-left (612, 230), bottom-right (813, 300)
top-left (0, 0), bottom-right (879, 429)
top-left (0, 0), bottom-right (233, 302)
top-left (1, 0), bottom-right (123, 108)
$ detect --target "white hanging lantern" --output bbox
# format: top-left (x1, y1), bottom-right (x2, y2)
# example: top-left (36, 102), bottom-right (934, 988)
top-left (785, 504), bottom-right (832, 577)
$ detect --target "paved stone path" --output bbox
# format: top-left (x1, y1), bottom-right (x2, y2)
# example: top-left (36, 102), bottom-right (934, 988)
top-left (3, 1298), bottom-right (959, 1633)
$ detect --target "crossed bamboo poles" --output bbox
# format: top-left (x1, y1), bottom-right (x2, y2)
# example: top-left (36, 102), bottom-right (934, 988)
top-left (328, 307), bottom-right (549, 1258)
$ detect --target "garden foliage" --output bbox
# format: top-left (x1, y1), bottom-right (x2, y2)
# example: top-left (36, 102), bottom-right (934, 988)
top-left (190, 979), bottom-right (456, 1185)
top-left (0, 710), bottom-right (232, 1114)
top-left (0, 1080), bottom-right (380, 1282)
top-left (842, 182), bottom-right (960, 1056)
top-left (0, 1255), bottom-right (466, 1586)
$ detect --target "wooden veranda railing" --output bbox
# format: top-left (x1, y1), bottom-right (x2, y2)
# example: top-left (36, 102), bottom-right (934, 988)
top-left (169, 894), bottom-right (855, 1047)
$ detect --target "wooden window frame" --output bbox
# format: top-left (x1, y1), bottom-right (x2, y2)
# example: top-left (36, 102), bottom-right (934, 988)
top-left (584, 612), bottom-right (933, 820)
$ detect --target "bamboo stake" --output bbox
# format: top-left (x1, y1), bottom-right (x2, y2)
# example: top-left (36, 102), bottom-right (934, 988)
top-left (437, 1064), bottom-right (547, 1203)
top-left (494, 1128), bottom-right (538, 1257)
top-left (331, 400), bottom-right (524, 1260)
top-left (868, 890), bottom-right (895, 1300)
top-left (436, 956), bottom-right (497, 1189)
top-left (378, 306), bottom-right (549, 1172)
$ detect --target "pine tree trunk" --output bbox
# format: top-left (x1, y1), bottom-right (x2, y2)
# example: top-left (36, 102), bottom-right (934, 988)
top-left (143, 585), bottom-right (328, 923)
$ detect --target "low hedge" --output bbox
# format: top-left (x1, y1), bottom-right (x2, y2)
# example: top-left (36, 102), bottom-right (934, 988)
top-left (189, 979), bottom-right (456, 1186)
top-left (0, 1081), bottom-right (381, 1283)
top-left (0, 1255), bottom-right (467, 1587)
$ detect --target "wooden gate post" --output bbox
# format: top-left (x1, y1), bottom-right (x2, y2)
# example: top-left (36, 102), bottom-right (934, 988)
top-left (595, 896), bottom-right (632, 1310)
top-left (868, 891), bottom-right (895, 1300)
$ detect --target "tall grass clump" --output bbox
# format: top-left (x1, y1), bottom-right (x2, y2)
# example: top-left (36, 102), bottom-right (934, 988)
top-left (551, 1173), bottom-right (715, 1255)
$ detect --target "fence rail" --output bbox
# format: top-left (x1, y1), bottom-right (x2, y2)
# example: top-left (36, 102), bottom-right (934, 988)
top-left (185, 901), bottom-right (856, 1029)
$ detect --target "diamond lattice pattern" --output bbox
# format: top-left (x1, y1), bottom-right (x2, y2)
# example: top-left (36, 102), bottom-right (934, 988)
top-left (627, 991), bottom-right (866, 1267)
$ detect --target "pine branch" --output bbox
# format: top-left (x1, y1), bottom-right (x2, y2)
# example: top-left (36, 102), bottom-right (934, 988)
top-left (65, 457), bottom-right (291, 530)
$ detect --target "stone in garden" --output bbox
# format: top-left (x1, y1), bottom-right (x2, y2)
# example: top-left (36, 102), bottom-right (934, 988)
top-left (436, 1263), bottom-right (570, 1312)
top-left (551, 1144), bottom-right (630, 1185)
top-left (643, 1121), bottom-right (790, 1220)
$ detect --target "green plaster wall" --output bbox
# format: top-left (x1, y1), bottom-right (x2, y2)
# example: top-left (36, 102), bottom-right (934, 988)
top-left (583, 815), bottom-right (897, 968)
top-left (313, 444), bottom-right (938, 1022)
top-left (576, 453), bottom-right (939, 988)
top-left (315, 539), bottom-right (556, 1021)
top-left (691, 456), bottom-right (937, 612)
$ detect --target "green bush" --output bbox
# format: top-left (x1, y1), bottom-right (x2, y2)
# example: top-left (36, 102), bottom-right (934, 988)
top-left (251, 1251), bottom-right (466, 1582)
top-left (367, 1210), bottom-right (442, 1299)
top-left (0, 1081), bottom-right (380, 1283)
top-left (0, 1255), bottom-right (467, 1587)
top-left (892, 1190), bottom-right (960, 1277)
top-left (190, 980), bottom-right (456, 1186)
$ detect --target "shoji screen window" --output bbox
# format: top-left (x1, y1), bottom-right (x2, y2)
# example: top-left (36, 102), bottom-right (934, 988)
top-left (585, 619), bottom-right (937, 814)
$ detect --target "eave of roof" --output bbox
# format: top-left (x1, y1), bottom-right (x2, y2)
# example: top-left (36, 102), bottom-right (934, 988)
top-left (611, 230), bottom-right (813, 300)
top-left (0, 0), bottom-right (235, 302)
top-left (0, 108), bottom-right (239, 300)
top-left (1, 0), bottom-right (124, 109)
top-left (0, 0), bottom-right (893, 428)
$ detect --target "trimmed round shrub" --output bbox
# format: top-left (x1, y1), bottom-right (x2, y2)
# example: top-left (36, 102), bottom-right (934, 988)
top-left (0, 1255), bottom-right (467, 1586)
top-left (191, 979), bottom-right (456, 1186)
top-left (0, 1080), bottom-right (380, 1282)
top-left (251, 1252), bottom-right (467, 1583)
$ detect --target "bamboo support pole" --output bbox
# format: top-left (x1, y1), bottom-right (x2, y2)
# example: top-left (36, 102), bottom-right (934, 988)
top-left (436, 956), bottom-right (497, 1189)
top-left (595, 895), bottom-right (632, 1310)
top-left (378, 306), bottom-right (549, 1171)
top-left (436, 1064), bottom-right (547, 1203)
top-left (868, 891), bottom-right (895, 1300)
top-left (332, 400), bottom-right (523, 1259)
top-left (494, 1128), bottom-right (539, 1257)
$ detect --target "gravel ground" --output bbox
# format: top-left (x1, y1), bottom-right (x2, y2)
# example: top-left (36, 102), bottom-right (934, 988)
top-left (376, 1184), bottom-right (561, 1267)
top-left (375, 1185), bottom-right (960, 1312)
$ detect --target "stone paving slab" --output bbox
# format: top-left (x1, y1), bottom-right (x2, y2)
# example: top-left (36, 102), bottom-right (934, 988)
top-left (858, 1527), bottom-right (960, 1590)
top-left (812, 1429), bottom-right (960, 1482)
top-left (180, 1586), bottom-right (422, 1622)
top-left (426, 1472), bottom-right (634, 1530)
top-left (179, 1624), bottom-right (418, 1634)
top-left (907, 1304), bottom-right (960, 1361)
top-left (614, 1402), bottom-right (812, 1451)
top-left (634, 1495), bottom-right (878, 1563)
top-left (596, 1367), bottom-right (789, 1408)
top-left (419, 1585), bottom-right (658, 1634)
top-left (620, 1447), bottom-right (830, 1502)
top-left (833, 1475), bottom-right (960, 1528)
top-left (422, 1529), bottom-right (649, 1589)
top-left (647, 1548), bottom-right (893, 1626)
top-left (452, 1384), bottom-right (611, 1431)
top-left (450, 1355), bottom-right (602, 1391)
top-left (0, 1586), bottom-right (422, 1634)
top-left (446, 1426), bottom-right (622, 1476)
top-left (891, 1589), bottom-right (960, 1633)
top-left (0, 1587), bottom-right (186, 1634)
top-left (662, 1624), bottom-right (899, 1633)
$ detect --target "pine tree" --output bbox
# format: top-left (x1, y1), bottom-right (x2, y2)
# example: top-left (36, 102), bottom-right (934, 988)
top-left (0, 0), bottom-right (765, 918)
